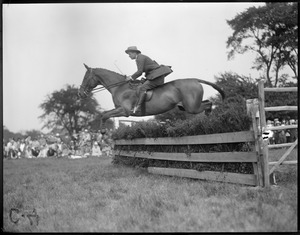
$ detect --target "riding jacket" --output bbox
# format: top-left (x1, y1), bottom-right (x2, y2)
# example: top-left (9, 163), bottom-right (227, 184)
top-left (131, 54), bottom-right (173, 80)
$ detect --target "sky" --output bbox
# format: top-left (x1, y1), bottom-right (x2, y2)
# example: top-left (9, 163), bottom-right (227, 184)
top-left (3, 2), bottom-right (266, 133)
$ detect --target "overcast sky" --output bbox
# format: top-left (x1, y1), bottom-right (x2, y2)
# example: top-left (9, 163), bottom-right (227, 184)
top-left (3, 2), bottom-right (266, 133)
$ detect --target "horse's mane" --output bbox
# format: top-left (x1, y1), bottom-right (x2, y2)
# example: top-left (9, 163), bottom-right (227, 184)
top-left (94, 67), bottom-right (124, 79)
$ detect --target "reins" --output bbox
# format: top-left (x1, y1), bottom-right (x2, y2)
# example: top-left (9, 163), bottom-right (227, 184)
top-left (91, 80), bottom-right (128, 94)
top-left (84, 68), bottom-right (128, 94)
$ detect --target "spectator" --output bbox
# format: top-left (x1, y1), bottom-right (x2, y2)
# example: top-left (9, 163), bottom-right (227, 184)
top-left (285, 130), bottom-right (291, 143)
top-left (278, 130), bottom-right (287, 144)
top-left (5, 139), bottom-right (12, 159)
top-left (47, 143), bottom-right (57, 157)
top-left (102, 131), bottom-right (113, 157)
top-left (80, 129), bottom-right (92, 157)
top-left (25, 145), bottom-right (33, 158)
top-left (15, 138), bottom-right (22, 158)
top-left (56, 137), bottom-right (63, 157)
top-left (92, 141), bottom-right (102, 157)
top-left (96, 130), bottom-right (103, 147)
top-left (38, 143), bottom-right (48, 158)
top-left (7, 138), bottom-right (18, 159)
top-left (31, 138), bottom-right (40, 157)
top-left (25, 136), bottom-right (32, 145)
top-left (39, 135), bottom-right (47, 146)
top-left (19, 139), bottom-right (26, 158)
top-left (289, 119), bottom-right (297, 143)
top-left (265, 120), bottom-right (275, 145)
top-left (69, 140), bottom-right (76, 155)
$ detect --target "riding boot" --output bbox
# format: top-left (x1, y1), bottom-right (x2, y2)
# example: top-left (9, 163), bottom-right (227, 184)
top-left (133, 92), bottom-right (147, 114)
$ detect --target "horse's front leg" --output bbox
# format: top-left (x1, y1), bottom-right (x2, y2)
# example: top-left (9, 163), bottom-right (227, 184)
top-left (100, 107), bottom-right (129, 133)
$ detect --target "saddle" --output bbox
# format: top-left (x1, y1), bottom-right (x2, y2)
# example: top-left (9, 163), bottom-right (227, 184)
top-left (129, 80), bottom-right (154, 102)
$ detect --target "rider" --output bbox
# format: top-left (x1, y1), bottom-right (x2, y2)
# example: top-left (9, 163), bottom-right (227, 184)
top-left (125, 46), bottom-right (173, 114)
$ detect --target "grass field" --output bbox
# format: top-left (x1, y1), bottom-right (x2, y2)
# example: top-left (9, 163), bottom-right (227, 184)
top-left (3, 148), bottom-right (297, 232)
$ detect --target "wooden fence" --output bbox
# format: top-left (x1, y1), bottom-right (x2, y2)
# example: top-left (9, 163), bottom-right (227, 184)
top-left (257, 80), bottom-right (298, 187)
top-left (114, 124), bottom-right (264, 186)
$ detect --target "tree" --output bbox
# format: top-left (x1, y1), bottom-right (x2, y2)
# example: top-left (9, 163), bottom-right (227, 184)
top-left (25, 129), bottom-right (43, 139)
top-left (2, 126), bottom-right (43, 143)
top-left (3, 126), bottom-right (25, 143)
top-left (213, 72), bottom-right (258, 102)
top-left (227, 2), bottom-right (298, 87)
top-left (213, 72), bottom-right (297, 120)
top-left (39, 84), bottom-right (100, 138)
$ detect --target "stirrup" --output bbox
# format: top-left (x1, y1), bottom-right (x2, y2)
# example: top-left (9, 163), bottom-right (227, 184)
top-left (133, 106), bottom-right (139, 114)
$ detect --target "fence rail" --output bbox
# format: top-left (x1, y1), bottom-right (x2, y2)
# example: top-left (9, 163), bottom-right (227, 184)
top-left (269, 160), bottom-right (297, 165)
top-left (264, 87), bottom-right (298, 92)
top-left (264, 106), bottom-right (297, 112)
top-left (115, 131), bottom-right (255, 145)
top-left (117, 150), bottom-right (258, 162)
top-left (268, 143), bottom-right (294, 149)
top-left (148, 167), bottom-right (257, 186)
top-left (265, 124), bottom-right (298, 131)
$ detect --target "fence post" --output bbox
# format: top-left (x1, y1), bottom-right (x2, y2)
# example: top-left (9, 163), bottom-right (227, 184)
top-left (261, 139), bottom-right (270, 188)
top-left (247, 98), bottom-right (263, 186)
top-left (258, 80), bottom-right (270, 187)
top-left (258, 80), bottom-right (267, 132)
top-left (254, 98), bottom-right (264, 187)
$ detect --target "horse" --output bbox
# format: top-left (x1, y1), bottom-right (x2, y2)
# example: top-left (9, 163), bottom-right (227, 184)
top-left (78, 63), bottom-right (225, 132)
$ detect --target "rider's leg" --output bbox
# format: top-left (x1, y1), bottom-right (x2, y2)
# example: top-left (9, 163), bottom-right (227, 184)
top-left (133, 76), bottom-right (165, 114)
top-left (133, 91), bottom-right (147, 114)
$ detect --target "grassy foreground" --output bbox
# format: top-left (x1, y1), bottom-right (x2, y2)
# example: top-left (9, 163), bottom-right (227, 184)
top-left (3, 150), bottom-right (297, 232)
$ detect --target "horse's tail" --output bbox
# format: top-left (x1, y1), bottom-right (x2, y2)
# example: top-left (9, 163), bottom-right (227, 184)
top-left (196, 79), bottom-right (225, 100)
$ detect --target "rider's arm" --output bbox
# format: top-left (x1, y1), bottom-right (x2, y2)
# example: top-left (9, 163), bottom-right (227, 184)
top-left (131, 55), bottom-right (145, 80)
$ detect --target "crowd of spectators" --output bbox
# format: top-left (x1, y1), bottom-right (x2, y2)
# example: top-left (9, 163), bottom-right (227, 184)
top-left (3, 129), bottom-right (114, 160)
top-left (263, 118), bottom-right (298, 144)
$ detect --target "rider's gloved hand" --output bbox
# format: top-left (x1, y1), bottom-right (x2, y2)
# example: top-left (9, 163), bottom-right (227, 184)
top-left (140, 77), bottom-right (146, 83)
top-left (125, 75), bottom-right (132, 81)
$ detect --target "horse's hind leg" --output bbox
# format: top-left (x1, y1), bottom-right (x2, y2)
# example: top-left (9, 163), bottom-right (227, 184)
top-left (183, 97), bottom-right (212, 115)
top-left (180, 99), bottom-right (211, 113)
top-left (197, 100), bottom-right (213, 116)
top-left (203, 101), bottom-right (213, 116)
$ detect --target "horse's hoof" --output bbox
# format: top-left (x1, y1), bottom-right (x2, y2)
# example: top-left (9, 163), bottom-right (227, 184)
top-left (100, 129), bottom-right (106, 134)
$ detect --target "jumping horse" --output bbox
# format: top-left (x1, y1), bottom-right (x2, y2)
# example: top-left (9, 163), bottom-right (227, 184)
top-left (78, 64), bottom-right (225, 132)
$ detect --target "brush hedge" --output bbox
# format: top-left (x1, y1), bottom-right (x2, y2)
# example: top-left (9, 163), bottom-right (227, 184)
top-left (112, 100), bottom-right (255, 174)
top-left (113, 99), bottom-right (251, 139)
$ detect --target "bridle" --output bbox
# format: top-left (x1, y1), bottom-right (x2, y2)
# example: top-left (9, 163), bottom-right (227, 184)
top-left (79, 68), bottom-right (97, 98)
top-left (80, 68), bottom-right (128, 97)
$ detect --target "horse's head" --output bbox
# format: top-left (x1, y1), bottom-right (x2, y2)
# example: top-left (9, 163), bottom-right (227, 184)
top-left (78, 63), bottom-right (99, 99)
